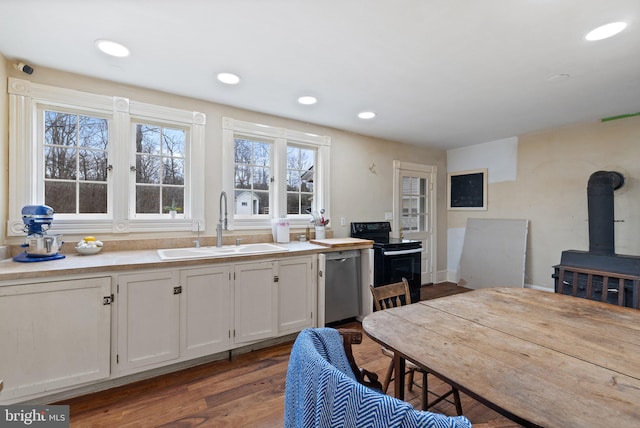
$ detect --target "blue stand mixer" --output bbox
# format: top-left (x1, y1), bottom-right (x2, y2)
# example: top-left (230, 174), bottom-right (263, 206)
top-left (13, 205), bottom-right (66, 262)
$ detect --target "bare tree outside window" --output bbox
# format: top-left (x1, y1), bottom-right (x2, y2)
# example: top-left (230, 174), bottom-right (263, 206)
top-left (44, 110), bottom-right (108, 214)
top-left (135, 124), bottom-right (186, 214)
top-left (286, 145), bottom-right (315, 215)
top-left (234, 138), bottom-right (270, 215)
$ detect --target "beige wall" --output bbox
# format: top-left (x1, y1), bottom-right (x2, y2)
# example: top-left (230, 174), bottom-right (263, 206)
top-left (6, 62), bottom-right (637, 286)
top-left (448, 116), bottom-right (640, 288)
top-left (2, 64), bottom-right (450, 272)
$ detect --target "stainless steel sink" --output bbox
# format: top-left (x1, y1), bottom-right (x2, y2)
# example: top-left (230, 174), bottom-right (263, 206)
top-left (157, 243), bottom-right (289, 260)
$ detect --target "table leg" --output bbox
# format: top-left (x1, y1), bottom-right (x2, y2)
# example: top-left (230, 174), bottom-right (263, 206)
top-left (394, 353), bottom-right (405, 400)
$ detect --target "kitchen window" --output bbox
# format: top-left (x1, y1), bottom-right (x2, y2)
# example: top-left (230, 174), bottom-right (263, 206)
top-left (133, 123), bottom-right (186, 216)
top-left (43, 109), bottom-right (110, 215)
top-left (7, 78), bottom-right (205, 236)
top-left (222, 117), bottom-right (330, 229)
top-left (287, 145), bottom-right (316, 215)
top-left (234, 136), bottom-right (272, 216)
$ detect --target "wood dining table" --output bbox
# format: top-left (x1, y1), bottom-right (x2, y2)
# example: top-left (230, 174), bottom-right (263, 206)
top-left (362, 287), bottom-right (640, 428)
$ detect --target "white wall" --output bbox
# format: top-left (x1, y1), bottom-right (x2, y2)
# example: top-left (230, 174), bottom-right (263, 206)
top-left (446, 137), bottom-right (519, 281)
top-left (447, 136), bottom-right (518, 183)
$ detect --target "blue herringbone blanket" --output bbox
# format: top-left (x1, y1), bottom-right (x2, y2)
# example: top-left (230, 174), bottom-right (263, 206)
top-left (284, 328), bottom-right (473, 428)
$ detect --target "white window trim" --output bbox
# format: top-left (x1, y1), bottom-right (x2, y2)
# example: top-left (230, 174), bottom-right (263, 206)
top-left (222, 117), bottom-right (330, 230)
top-left (7, 78), bottom-right (206, 236)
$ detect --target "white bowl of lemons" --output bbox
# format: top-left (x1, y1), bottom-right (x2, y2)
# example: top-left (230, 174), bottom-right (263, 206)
top-left (76, 236), bottom-right (103, 255)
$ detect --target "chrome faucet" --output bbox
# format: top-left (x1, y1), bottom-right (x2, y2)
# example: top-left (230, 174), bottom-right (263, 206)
top-left (217, 191), bottom-right (228, 247)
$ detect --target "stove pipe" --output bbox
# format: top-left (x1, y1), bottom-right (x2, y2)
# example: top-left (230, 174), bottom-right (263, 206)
top-left (587, 171), bottom-right (624, 255)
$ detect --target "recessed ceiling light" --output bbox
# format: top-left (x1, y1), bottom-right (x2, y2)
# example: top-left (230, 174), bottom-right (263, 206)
top-left (358, 111), bottom-right (376, 120)
top-left (585, 22), bottom-right (627, 41)
top-left (298, 96), bottom-right (317, 105)
top-left (217, 72), bottom-right (241, 85)
top-left (95, 39), bottom-right (130, 57)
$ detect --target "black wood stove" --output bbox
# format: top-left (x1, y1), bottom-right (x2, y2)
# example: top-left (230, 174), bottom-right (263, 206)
top-left (553, 171), bottom-right (640, 308)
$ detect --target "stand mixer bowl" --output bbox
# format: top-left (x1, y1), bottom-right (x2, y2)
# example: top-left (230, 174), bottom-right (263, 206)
top-left (23, 234), bottom-right (64, 256)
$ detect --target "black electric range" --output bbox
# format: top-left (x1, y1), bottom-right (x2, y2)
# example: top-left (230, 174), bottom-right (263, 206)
top-left (351, 222), bottom-right (422, 303)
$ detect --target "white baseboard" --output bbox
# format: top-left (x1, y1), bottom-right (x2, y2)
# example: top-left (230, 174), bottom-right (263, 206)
top-left (525, 283), bottom-right (554, 292)
top-left (436, 269), bottom-right (457, 284)
top-left (437, 270), bottom-right (553, 292)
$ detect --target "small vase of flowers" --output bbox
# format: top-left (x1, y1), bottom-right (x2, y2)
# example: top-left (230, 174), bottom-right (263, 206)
top-left (164, 200), bottom-right (182, 219)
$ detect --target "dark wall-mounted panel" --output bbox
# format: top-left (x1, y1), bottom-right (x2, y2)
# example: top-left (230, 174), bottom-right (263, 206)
top-left (448, 168), bottom-right (487, 210)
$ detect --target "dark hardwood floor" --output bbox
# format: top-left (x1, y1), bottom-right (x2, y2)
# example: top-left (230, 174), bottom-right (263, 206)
top-left (59, 283), bottom-right (520, 427)
top-left (420, 281), bottom-right (472, 300)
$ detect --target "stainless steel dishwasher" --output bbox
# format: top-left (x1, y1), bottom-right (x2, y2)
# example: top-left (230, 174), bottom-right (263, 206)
top-left (324, 250), bottom-right (361, 324)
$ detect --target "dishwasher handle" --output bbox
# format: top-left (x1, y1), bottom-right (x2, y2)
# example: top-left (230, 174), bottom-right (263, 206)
top-left (324, 250), bottom-right (361, 261)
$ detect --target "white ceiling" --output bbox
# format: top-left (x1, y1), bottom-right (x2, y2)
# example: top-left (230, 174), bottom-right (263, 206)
top-left (1, 0), bottom-right (639, 149)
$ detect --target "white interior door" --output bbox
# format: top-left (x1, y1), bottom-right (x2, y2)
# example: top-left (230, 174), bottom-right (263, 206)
top-left (393, 161), bottom-right (436, 285)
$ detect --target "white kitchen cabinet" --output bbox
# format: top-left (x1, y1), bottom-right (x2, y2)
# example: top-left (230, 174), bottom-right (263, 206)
top-left (0, 277), bottom-right (111, 403)
top-left (0, 250), bottom-right (320, 403)
top-left (180, 265), bottom-right (232, 358)
top-left (117, 270), bottom-right (180, 372)
top-left (277, 255), bottom-right (315, 334)
top-left (233, 261), bottom-right (278, 344)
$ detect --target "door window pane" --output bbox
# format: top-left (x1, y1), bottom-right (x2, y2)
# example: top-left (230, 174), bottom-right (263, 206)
top-left (401, 176), bottom-right (427, 232)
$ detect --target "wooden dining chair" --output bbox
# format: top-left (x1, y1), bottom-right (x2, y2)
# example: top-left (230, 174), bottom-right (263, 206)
top-left (370, 279), bottom-right (463, 415)
top-left (338, 328), bottom-right (383, 390)
top-left (284, 328), bottom-right (473, 428)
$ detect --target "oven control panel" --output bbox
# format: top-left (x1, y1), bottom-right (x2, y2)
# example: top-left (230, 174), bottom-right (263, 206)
top-left (350, 221), bottom-right (392, 236)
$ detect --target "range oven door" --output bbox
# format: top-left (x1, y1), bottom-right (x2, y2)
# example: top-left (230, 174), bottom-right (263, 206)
top-left (374, 247), bottom-right (422, 303)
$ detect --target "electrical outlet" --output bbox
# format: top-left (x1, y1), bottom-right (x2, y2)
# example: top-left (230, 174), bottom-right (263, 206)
top-left (340, 217), bottom-right (346, 226)
top-left (385, 212), bottom-right (393, 220)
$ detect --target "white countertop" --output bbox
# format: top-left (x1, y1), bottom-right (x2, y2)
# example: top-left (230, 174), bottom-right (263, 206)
top-left (0, 240), bottom-right (373, 283)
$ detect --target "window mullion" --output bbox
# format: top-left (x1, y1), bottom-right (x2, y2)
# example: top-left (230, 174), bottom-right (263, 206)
top-left (75, 115), bottom-right (81, 214)
top-left (316, 144), bottom-right (330, 222)
top-left (189, 120), bottom-right (205, 230)
top-left (273, 138), bottom-right (287, 219)
top-left (111, 98), bottom-right (131, 232)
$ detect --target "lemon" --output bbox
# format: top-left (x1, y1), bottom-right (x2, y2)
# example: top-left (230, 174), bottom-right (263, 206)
top-left (84, 236), bottom-right (96, 242)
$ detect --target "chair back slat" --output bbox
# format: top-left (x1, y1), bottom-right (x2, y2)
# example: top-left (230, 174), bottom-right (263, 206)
top-left (370, 278), bottom-right (411, 311)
